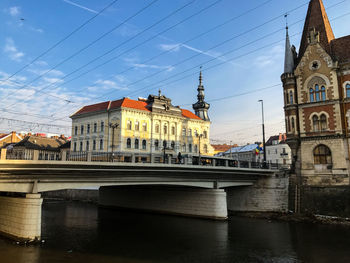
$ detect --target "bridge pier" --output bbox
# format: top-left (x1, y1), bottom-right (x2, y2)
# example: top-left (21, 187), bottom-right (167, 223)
top-left (0, 193), bottom-right (42, 241)
top-left (99, 186), bottom-right (228, 220)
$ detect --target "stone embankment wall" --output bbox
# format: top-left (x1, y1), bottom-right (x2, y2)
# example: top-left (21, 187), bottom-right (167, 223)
top-left (43, 189), bottom-right (99, 203)
top-left (226, 173), bottom-right (289, 213)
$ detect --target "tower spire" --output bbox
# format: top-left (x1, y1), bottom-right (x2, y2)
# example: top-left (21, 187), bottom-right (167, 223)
top-left (299, 0), bottom-right (334, 58)
top-left (284, 15), bottom-right (295, 74)
top-left (192, 68), bottom-right (210, 121)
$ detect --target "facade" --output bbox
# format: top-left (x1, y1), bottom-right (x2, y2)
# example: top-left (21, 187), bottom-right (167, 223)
top-left (70, 74), bottom-right (214, 162)
top-left (0, 131), bottom-right (23, 148)
top-left (265, 134), bottom-right (291, 167)
top-left (281, 0), bottom-right (350, 186)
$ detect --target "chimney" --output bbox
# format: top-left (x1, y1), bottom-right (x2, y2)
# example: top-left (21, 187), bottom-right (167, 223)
top-left (11, 131), bottom-right (16, 142)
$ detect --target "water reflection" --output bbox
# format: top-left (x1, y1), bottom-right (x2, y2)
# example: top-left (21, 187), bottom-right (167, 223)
top-left (0, 201), bottom-right (350, 263)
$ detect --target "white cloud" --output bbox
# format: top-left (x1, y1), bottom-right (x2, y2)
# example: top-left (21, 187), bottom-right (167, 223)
top-left (159, 43), bottom-right (181, 52)
top-left (3, 38), bottom-right (24, 62)
top-left (27, 68), bottom-right (64, 77)
top-left (8, 6), bottom-right (20, 16)
top-left (132, 63), bottom-right (174, 72)
top-left (87, 79), bottom-right (128, 92)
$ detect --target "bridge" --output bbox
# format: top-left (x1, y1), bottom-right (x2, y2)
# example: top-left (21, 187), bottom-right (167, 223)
top-left (0, 160), bottom-right (289, 242)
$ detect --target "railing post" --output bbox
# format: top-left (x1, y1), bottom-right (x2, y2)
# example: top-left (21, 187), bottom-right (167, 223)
top-left (33, 150), bottom-right (39, 160)
top-left (248, 161), bottom-right (252, 168)
top-left (0, 149), bottom-right (7, 160)
top-left (131, 154), bottom-right (135, 163)
top-left (237, 161), bottom-right (241, 168)
top-left (225, 160), bottom-right (228, 167)
top-left (212, 159), bottom-right (216, 167)
top-left (168, 155), bottom-right (171, 164)
top-left (61, 151), bottom-right (67, 161)
top-left (87, 152), bottom-right (92, 162)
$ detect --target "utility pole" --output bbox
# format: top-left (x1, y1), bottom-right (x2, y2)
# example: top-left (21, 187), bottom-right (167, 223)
top-left (197, 133), bottom-right (203, 165)
top-left (109, 123), bottom-right (119, 161)
top-left (258, 100), bottom-right (267, 166)
top-left (230, 140), bottom-right (232, 159)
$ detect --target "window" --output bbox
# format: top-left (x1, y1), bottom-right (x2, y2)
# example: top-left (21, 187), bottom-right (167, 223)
top-left (290, 91), bottom-right (293, 104)
top-left (164, 124), bottom-right (168, 134)
top-left (189, 144), bottom-right (192, 153)
top-left (80, 141), bottom-right (83, 151)
top-left (275, 149), bottom-right (277, 154)
top-left (315, 85), bottom-right (320, 101)
top-left (73, 142), bottom-right (77, 152)
top-left (182, 128), bottom-right (186, 136)
top-left (347, 84), bottom-right (350, 98)
top-left (188, 129), bottom-right (192, 136)
top-left (283, 148), bottom-right (286, 154)
top-left (194, 145), bottom-right (198, 153)
top-left (204, 144), bottom-right (208, 153)
top-left (135, 139), bottom-right (139, 149)
top-left (320, 114), bottom-right (327, 131)
top-left (74, 126), bottom-right (78, 135)
top-left (321, 86), bottom-right (326, 101)
top-left (94, 123), bottom-right (97, 133)
top-left (155, 140), bottom-right (159, 150)
top-left (155, 124), bottom-right (160, 133)
top-left (203, 131), bottom-right (207, 139)
top-left (86, 141), bottom-right (89, 151)
top-left (312, 115), bottom-right (319, 132)
top-left (87, 124), bottom-right (90, 134)
top-left (291, 117), bottom-right (295, 130)
top-left (127, 120), bottom-right (132, 130)
top-left (101, 122), bottom-right (104, 132)
top-left (135, 121), bottom-right (139, 131)
top-left (143, 122), bottom-right (147, 132)
top-left (142, 140), bottom-right (147, 150)
top-left (171, 126), bottom-right (175, 135)
top-left (163, 140), bottom-right (167, 148)
top-left (127, 138), bottom-right (131, 149)
top-left (310, 88), bottom-right (314, 102)
top-left (314, 144), bottom-right (332, 165)
top-left (93, 140), bottom-right (96, 150)
top-left (99, 139), bottom-right (103, 150)
top-left (288, 118), bottom-right (291, 132)
top-left (182, 143), bottom-right (186, 152)
top-left (286, 92), bottom-right (289, 104)
top-left (81, 125), bottom-right (84, 135)
top-left (194, 130), bottom-right (198, 137)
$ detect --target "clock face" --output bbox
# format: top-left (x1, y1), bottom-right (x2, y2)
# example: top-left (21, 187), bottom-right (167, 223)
top-left (309, 60), bottom-right (321, 70)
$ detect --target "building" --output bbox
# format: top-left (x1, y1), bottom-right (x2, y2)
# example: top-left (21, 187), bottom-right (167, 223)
top-left (211, 144), bottom-right (238, 156)
top-left (0, 131), bottom-right (23, 148)
top-left (281, 0), bottom-right (350, 186)
top-left (265, 134), bottom-right (291, 167)
top-left (219, 143), bottom-right (263, 162)
top-left (6, 135), bottom-right (67, 160)
top-left (70, 72), bottom-right (214, 163)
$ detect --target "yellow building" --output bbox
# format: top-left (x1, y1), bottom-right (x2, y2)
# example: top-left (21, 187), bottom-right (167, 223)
top-left (70, 74), bottom-right (214, 162)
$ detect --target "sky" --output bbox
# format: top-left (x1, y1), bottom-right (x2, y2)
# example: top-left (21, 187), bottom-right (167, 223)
top-left (1, 0), bottom-right (350, 144)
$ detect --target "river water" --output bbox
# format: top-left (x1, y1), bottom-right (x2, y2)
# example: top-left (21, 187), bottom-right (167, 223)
top-left (1, 201), bottom-right (350, 263)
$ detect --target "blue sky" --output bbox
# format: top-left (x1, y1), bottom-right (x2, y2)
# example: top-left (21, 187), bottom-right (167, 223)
top-left (1, 0), bottom-right (350, 144)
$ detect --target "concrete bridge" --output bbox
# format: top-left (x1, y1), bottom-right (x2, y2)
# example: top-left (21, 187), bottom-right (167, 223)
top-left (0, 160), bottom-right (289, 241)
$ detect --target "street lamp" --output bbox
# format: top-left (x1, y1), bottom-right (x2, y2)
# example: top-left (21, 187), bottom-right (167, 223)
top-left (109, 123), bottom-right (119, 161)
top-left (196, 133), bottom-right (203, 165)
top-left (258, 100), bottom-right (267, 166)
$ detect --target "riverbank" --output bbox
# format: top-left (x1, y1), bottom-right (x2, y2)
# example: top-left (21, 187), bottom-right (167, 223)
top-left (230, 211), bottom-right (350, 226)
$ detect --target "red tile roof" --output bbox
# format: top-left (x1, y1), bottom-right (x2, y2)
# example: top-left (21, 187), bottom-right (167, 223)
top-left (72, 98), bottom-right (200, 120)
top-left (181, 109), bottom-right (201, 120)
top-left (211, 144), bottom-right (238, 152)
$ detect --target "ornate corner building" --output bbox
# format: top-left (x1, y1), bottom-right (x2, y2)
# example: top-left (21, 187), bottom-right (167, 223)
top-left (69, 72), bottom-right (214, 162)
top-left (281, 0), bottom-right (350, 186)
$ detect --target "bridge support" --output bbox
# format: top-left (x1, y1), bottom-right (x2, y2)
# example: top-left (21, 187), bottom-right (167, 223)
top-left (0, 194), bottom-right (42, 241)
top-left (99, 186), bottom-right (228, 220)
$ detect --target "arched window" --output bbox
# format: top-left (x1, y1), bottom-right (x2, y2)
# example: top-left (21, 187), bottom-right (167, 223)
top-left (93, 140), bottom-right (96, 151)
top-left (155, 140), bottom-right (159, 150)
top-left (163, 140), bottom-right (167, 148)
top-left (99, 139), bottom-right (103, 150)
top-left (171, 126), bottom-right (175, 135)
top-left (204, 144), bottom-right (208, 153)
top-left (182, 143), bottom-right (186, 152)
top-left (142, 140), bottom-right (147, 150)
top-left (194, 145), bottom-right (198, 153)
top-left (288, 117), bottom-right (291, 132)
top-left (142, 122), bottom-right (147, 132)
top-left (188, 129), bottom-right (192, 136)
top-left (135, 139), bottom-right (139, 149)
top-left (321, 86), bottom-right (326, 101)
top-left (135, 121), bottom-right (139, 131)
top-left (312, 115), bottom-right (319, 131)
top-left (203, 130), bottom-right (208, 138)
top-left (314, 145), bottom-right (332, 165)
top-left (164, 124), bottom-right (168, 134)
top-left (320, 114), bottom-right (327, 131)
top-left (346, 84), bottom-right (350, 98)
top-left (86, 141), bottom-right (89, 151)
top-left (127, 120), bottom-right (132, 130)
top-left (126, 138), bottom-right (131, 149)
top-left (182, 128), bottom-right (186, 136)
top-left (290, 90), bottom-right (293, 104)
top-left (315, 85), bottom-right (320, 101)
top-left (286, 91), bottom-right (289, 104)
top-left (155, 124), bottom-right (159, 133)
top-left (171, 141), bottom-right (175, 149)
top-left (80, 141), bottom-right (83, 151)
top-left (189, 144), bottom-right (192, 153)
top-left (291, 117), bottom-right (295, 130)
top-left (310, 88), bottom-right (314, 102)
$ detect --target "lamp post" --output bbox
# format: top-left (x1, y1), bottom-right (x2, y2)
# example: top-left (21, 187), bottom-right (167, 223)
top-left (197, 133), bottom-right (203, 165)
top-left (258, 100), bottom-right (267, 166)
top-left (109, 123), bottom-right (119, 161)
top-left (230, 140), bottom-right (232, 159)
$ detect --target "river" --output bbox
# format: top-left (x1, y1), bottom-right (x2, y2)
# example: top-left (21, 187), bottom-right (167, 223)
top-left (1, 200), bottom-right (350, 263)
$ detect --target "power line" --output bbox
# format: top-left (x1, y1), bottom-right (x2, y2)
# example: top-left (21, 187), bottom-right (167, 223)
top-left (0, 117), bottom-right (70, 129)
top-left (0, 0), bottom-right (160, 104)
top-left (2, 0), bottom-right (222, 109)
top-left (0, 0), bottom-right (121, 100)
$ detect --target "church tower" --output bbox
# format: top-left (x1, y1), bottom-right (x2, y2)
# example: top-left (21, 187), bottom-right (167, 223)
top-left (281, 0), bottom-right (350, 212)
top-left (192, 69), bottom-right (210, 121)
